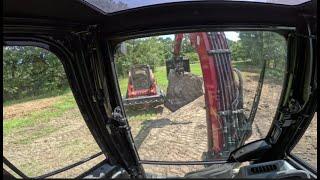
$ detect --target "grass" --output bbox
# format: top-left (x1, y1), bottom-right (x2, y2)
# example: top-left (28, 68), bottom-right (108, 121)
top-left (3, 92), bottom-right (77, 135)
top-left (4, 109), bottom-right (57, 135)
top-left (4, 61), bottom-right (281, 134)
top-left (3, 88), bottom-right (71, 107)
top-left (4, 61), bottom-right (280, 136)
top-left (15, 126), bottom-right (61, 145)
top-left (3, 63), bottom-right (204, 136)
top-left (3, 63), bottom-right (203, 134)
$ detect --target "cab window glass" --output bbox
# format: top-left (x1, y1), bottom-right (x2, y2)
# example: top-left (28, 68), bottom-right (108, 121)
top-left (291, 113), bottom-right (317, 169)
top-left (3, 46), bottom-right (105, 178)
top-left (114, 31), bottom-right (286, 176)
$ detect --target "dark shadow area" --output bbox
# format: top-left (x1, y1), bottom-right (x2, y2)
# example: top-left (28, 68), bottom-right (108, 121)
top-left (133, 118), bottom-right (192, 150)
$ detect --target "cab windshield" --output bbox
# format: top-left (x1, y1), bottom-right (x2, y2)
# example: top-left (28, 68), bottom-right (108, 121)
top-left (114, 30), bottom-right (293, 176)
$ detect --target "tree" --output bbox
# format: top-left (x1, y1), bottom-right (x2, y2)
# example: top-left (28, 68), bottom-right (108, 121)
top-left (229, 41), bottom-right (246, 61)
top-left (3, 46), bottom-right (68, 101)
top-left (180, 35), bottom-right (199, 63)
top-left (115, 37), bottom-right (170, 76)
top-left (238, 31), bottom-right (286, 69)
top-left (157, 37), bottom-right (174, 63)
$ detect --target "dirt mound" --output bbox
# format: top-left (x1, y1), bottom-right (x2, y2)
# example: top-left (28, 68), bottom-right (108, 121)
top-left (164, 70), bottom-right (204, 112)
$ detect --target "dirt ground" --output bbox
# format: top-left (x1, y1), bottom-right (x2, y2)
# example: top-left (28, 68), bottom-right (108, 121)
top-left (3, 96), bottom-right (61, 120)
top-left (3, 72), bottom-right (317, 178)
top-left (128, 71), bottom-right (317, 176)
top-left (3, 106), bottom-right (106, 178)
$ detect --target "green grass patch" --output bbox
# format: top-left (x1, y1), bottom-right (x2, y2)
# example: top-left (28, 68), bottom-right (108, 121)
top-left (265, 68), bottom-right (284, 82)
top-left (153, 66), bottom-right (169, 92)
top-left (52, 93), bottom-right (78, 111)
top-left (3, 93), bottom-right (77, 135)
top-left (4, 108), bottom-right (57, 135)
top-left (190, 63), bottom-right (203, 76)
top-left (118, 77), bottom-right (128, 97)
top-left (14, 126), bottom-right (61, 145)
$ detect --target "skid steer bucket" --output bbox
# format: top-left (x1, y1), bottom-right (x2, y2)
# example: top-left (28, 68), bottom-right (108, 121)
top-left (123, 93), bottom-right (165, 106)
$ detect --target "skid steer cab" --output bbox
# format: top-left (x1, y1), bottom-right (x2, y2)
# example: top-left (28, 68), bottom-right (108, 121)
top-left (122, 65), bottom-right (165, 107)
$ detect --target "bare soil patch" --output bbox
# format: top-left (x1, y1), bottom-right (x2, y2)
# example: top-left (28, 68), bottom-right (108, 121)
top-left (291, 113), bottom-right (317, 168)
top-left (128, 72), bottom-right (317, 176)
top-left (3, 107), bottom-right (105, 177)
top-left (3, 96), bottom-right (61, 120)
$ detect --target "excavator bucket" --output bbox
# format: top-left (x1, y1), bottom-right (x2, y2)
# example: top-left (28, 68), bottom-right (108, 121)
top-left (164, 35), bottom-right (204, 112)
top-left (164, 68), bottom-right (204, 112)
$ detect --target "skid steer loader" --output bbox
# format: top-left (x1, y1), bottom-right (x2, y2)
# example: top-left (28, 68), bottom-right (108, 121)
top-left (122, 64), bottom-right (165, 107)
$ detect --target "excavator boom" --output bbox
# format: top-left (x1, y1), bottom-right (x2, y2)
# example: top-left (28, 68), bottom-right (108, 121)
top-left (169, 32), bottom-right (250, 159)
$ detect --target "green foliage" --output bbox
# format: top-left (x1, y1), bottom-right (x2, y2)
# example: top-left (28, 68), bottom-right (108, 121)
top-left (115, 37), bottom-right (173, 77)
top-left (184, 52), bottom-right (199, 63)
top-left (180, 35), bottom-right (199, 63)
top-left (236, 31), bottom-right (287, 69)
top-left (3, 32), bottom-right (287, 103)
top-left (114, 35), bottom-right (201, 77)
top-left (3, 46), bottom-right (69, 102)
top-left (230, 41), bottom-right (246, 61)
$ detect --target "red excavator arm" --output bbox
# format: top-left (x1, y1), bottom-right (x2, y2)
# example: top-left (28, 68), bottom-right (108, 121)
top-left (173, 33), bottom-right (184, 59)
top-left (173, 32), bottom-right (249, 159)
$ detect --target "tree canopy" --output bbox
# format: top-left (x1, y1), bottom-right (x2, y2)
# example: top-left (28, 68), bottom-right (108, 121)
top-left (3, 46), bottom-right (68, 101)
top-left (3, 31), bottom-right (287, 102)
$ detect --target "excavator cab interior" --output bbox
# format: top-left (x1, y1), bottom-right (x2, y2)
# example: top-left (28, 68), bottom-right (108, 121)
top-left (3, 0), bottom-right (317, 179)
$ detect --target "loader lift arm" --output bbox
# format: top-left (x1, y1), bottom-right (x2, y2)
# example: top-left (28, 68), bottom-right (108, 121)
top-left (172, 32), bottom-right (250, 159)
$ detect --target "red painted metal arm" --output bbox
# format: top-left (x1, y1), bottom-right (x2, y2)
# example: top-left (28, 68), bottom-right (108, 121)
top-left (173, 33), bottom-right (184, 59)
top-left (189, 32), bottom-right (223, 154)
top-left (173, 32), bottom-right (238, 158)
